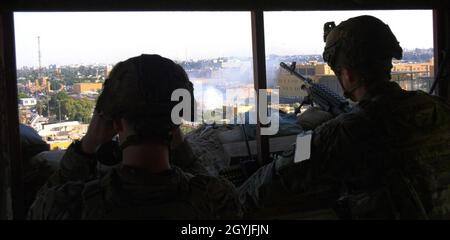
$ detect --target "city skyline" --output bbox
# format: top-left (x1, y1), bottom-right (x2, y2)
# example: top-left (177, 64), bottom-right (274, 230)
top-left (14, 10), bottom-right (433, 68)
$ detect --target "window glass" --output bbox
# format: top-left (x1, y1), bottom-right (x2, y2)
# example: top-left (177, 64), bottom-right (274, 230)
top-left (14, 12), bottom-right (254, 149)
top-left (264, 10), bottom-right (433, 113)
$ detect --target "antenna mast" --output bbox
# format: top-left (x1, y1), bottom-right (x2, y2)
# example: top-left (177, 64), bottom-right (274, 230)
top-left (37, 36), bottom-right (42, 78)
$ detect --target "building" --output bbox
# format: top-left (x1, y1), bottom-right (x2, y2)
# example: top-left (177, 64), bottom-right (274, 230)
top-left (277, 63), bottom-right (308, 99)
top-left (314, 63), bottom-right (335, 75)
top-left (73, 82), bottom-right (103, 94)
top-left (18, 98), bottom-right (37, 107)
top-left (391, 58), bottom-right (434, 91)
top-left (105, 64), bottom-right (114, 77)
top-left (277, 58), bottom-right (435, 97)
top-left (27, 77), bottom-right (49, 93)
top-left (277, 62), bottom-right (336, 99)
top-left (392, 58), bottom-right (434, 78)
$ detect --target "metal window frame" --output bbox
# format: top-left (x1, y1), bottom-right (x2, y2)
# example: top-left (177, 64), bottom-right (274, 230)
top-left (433, 9), bottom-right (450, 99)
top-left (251, 10), bottom-right (270, 166)
top-left (0, 10), bottom-right (22, 220)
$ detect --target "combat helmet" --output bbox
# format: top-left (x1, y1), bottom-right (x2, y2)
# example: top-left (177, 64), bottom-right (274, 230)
top-left (96, 54), bottom-right (194, 145)
top-left (323, 15), bottom-right (403, 80)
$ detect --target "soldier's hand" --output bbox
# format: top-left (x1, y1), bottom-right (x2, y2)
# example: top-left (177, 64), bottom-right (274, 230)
top-left (81, 111), bottom-right (117, 154)
top-left (297, 107), bottom-right (333, 131)
top-left (171, 127), bottom-right (184, 149)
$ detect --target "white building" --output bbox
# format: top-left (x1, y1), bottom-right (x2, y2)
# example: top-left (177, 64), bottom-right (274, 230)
top-left (19, 98), bottom-right (37, 106)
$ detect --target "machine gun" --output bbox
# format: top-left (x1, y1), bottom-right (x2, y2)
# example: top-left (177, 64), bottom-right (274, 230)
top-left (280, 62), bottom-right (352, 116)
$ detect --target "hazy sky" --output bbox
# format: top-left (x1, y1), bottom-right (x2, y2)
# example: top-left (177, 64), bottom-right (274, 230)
top-left (14, 10), bottom-right (433, 68)
top-left (265, 10), bottom-right (433, 55)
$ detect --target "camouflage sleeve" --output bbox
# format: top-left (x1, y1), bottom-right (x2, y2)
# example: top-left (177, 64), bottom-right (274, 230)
top-left (27, 181), bottom-right (84, 220)
top-left (46, 142), bottom-right (97, 187)
top-left (238, 158), bottom-right (339, 218)
top-left (274, 115), bottom-right (360, 195)
top-left (237, 160), bottom-right (279, 214)
top-left (205, 176), bottom-right (244, 219)
top-left (27, 142), bottom-right (97, 219)
top-left (277, 118), bottom-right (351, 193)
top-left (237, 118), bottom-right (355, 216)
top-left (171, 141), bottom-right (209, 176)
top-left (189, 175), bottom-right (243, 219)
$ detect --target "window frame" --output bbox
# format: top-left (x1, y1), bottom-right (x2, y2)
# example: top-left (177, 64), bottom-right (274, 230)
top-left (1, 1), bottom-right (448, 219)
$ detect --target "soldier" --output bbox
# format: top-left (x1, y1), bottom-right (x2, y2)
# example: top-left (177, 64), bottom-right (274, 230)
top-left (19, 124), bottom-right (55, 213)
top-left (238, 15), bottom-right (450, 219)
top-left (28, 54), bottom-right (242, 219)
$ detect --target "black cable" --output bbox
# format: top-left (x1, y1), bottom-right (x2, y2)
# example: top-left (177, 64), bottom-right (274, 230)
top-left (239, 114), bottom-right (253, 161)
top-left (429, 48), bottom-right (449, 95)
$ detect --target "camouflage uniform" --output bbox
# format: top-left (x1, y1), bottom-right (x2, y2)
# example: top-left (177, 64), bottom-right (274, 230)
top-left (238, 15), bottom-right (450, 219)
top-left (28, 141), bottom-right (243, 219)
top-left (19, 124), bottom-right (55, 212)
top-left (239, 81), bottom-right (450, 219)
top-left (28, 54), bottom-right (243, 220)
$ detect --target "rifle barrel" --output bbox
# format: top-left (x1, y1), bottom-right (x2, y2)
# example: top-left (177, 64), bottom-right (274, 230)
top-left (279, 62), bottom-right (312, 85)
top-left (279, 61), bottom-right (351, 116)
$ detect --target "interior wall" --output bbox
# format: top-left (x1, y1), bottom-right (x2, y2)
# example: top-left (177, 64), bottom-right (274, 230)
top-left (0, 11), bottom-right (18, 220)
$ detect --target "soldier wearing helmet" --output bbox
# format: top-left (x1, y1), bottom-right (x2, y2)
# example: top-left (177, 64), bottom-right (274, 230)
top-left (28, 54), bottom-right (242, 219)
top-left (322, 15), bottom-right (403, 101)
top-left (239, 15), bottom-right (450, 219)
